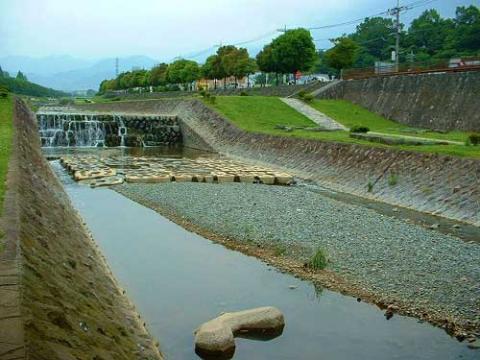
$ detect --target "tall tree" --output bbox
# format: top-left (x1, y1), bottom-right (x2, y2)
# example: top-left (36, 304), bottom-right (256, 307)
top-left (202, 54), bottom-right (225, 89)
top-left (325, 37), bottom-right (359, 76)
top-left (150, 63), bottom-right (168, 86)
top-left (405, 9), bottom-right (454, 59)
top-left (270, 28), bottom-right (316, 83)
top-left (448, 5), bottom-right (480, 53)
top-left (166, 59), bottom-right (200, 90)
top-left (16, 71), bottom-right (28, 81)
top-left (349, 17), bottom-right (397, 67)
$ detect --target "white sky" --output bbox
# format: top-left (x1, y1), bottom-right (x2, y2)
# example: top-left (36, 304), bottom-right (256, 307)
top-left (0, 0), bottom-right (477, 61)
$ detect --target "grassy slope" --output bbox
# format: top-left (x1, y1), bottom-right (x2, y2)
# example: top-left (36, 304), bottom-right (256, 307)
top-left (207, 96), bottom-right (480, 158)
top-left (0, 95), bottom-right (13, 251)
top-left (310, 99), bottom-right (468, 142)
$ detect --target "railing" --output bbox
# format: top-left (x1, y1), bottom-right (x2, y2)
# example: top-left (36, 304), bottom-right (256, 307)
top-left (343, 57), bottom-right (480, 80)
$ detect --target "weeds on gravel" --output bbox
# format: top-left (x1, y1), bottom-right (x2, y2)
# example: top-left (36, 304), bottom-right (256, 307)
top-left (367, 181), bottom-right (374, 192)
top-left (273, 245), bottom-right (287, 257)
top-left (309, 248), bottom-right (328, 270)
top-left (388, 173), bottom-right (398, 187)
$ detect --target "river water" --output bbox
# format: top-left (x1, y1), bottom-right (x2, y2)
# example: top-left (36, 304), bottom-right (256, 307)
top-left (51, 160), bottom-right (476, 360)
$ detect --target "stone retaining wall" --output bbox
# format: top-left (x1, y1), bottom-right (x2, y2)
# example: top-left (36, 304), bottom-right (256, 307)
top-left (317, 71), bottom-right (480, 131)
top-left (72, 99), bottom-right (480, 226)
top-left (1, 98), bottom-right (162, 359)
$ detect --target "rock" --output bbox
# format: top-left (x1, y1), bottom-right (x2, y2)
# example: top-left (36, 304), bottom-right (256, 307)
top-left (194, 306), bottom-right (284, 358)
top-left (429, 223), bottom-right (440, 230)
top-left (384, 304), bottom-right (399, 320)
top-left (288, 285), bottom-right (298, 289)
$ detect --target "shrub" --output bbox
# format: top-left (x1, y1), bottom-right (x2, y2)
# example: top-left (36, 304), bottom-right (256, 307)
top-left (468, 133), bottom-right (480, 146)
top-left (302, 93), bottom-right (314, 102)
top-left (350, 125), bottom-right (370, 133)
top-left (240, 91), bottom-right (249, 96)
top-left (367, 181), bottom-right (374, 192)
top-left (58, 98), bottom-right (74, 105)
top-left (388, 172), bottom-right (398, 186)
top-left (297, 90), bottom-right (307, 99)
top-left (0, 86), bottom-right (8, 98)
top-left (308, 248), bottom-right (328, 270)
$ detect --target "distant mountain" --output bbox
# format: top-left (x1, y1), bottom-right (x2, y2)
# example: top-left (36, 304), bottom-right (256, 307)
top-left (0, 55), bottom-right (159, 92)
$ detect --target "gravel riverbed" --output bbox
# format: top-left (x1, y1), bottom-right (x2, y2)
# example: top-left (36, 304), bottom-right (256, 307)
top-left (115, 182), bottom-right (480, 333)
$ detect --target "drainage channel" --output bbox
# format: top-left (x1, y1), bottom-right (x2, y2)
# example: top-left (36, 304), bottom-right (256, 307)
top-left (52, 161), bottom-right (475, 360)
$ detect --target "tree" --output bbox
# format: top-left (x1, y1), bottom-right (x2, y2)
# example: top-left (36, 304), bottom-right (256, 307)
top-left (150, 63), bottom-right (168, 86)
top-left (16, 71), bottom-right (28, 81)
top-left (221, 47), bottom-right (253, 87)
top-left (166, 59), bottom-right (200, 90)
top-left (405, 9), bottom-right (454, 60)
top-left (447, 6), bottom-right (480, 53)
top-left (349, 17), bottom-right (396, 67)
top-left (270, 28), bottom-right (316, 83)
top-left (325, 37), bottom-right (359, 76)
top-left (256, 44), bottom-right (278, 86)
top-left (202, 54), bottom-right (224, 89)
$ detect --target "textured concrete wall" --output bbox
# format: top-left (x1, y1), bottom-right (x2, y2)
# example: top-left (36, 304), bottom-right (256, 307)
top-left (317, 71), bottom-right (480, 131)
top-left (6, 99), bottom-right (162, 359)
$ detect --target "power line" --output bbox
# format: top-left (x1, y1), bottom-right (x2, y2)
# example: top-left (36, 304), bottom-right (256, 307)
top-left (169, 0), bottom-right (439, 63)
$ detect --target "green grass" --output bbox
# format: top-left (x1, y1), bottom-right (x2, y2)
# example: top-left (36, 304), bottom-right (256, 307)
top-left (206, 96), bottom-right (480, 158)
top-left (309, 248), bottom-right (328, 270)
top-left (0, 95), bottom-right (13, 212)
top-left (0, 95), bottom-right (13, 252)
top-left (310, 99), bottom-right (468, 142)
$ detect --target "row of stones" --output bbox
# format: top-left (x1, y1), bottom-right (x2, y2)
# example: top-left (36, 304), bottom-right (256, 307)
top-left (60, 155), bottom-right (294, 187)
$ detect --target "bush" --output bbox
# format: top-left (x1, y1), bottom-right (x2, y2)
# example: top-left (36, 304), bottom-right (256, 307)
top-left (468, 133), bottom-right (480, 146)
top-left (297, 90), bottom-right (307, 99)
top-left (388, 172), bottom-right (398, 186)
top-left (302, 93), bottom-right (314, 102)
top-left (350, 125), bottom-right (370, 133)
top-left (240, 91), bottom-right (249, 96)
top-left (0, 86), bottom-right (8, 98)
top-left (58, 98), bottom-right (74, 105)
top-left (367, 181), bottom-right (374, 192)
top-left (308, 248), bottom-right (328, 270)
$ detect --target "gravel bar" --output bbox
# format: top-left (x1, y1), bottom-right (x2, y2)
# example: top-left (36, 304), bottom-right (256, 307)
top-left (115, 182), bottom-right (480, 332)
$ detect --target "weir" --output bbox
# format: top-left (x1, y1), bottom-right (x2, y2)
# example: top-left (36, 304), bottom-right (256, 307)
top-left (36, 112), bottom-right (182, 147)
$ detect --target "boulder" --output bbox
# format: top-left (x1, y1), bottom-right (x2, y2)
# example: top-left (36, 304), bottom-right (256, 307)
top-left (194, 306), bottom-right (284, 358)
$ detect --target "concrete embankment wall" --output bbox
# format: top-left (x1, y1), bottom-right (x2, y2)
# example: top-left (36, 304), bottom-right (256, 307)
top-left (317, 71), bottom-right (480, 131)
top-left (2, 99), bottom-right (162, 359)
top-left (73, 99), bottom-right (480, 225)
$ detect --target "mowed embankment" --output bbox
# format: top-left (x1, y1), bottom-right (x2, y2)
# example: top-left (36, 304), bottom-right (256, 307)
top-left (74, 98), bottom-right (480, 226)
top-left (0, 98), bottom-right (162, 359)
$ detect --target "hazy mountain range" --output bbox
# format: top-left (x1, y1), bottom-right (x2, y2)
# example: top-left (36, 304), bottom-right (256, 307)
top-left (0, 55), bottom-right (159, 92)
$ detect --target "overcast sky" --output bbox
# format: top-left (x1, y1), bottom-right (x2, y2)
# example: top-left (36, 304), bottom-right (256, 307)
top-left (0, 0), bottom-right (477, 61)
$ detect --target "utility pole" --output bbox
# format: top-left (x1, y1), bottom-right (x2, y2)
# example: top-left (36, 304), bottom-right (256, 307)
top-left (115, 57), bottom-right (119, 77)
top-left (277, 25), bottom-right (287, 33)
top-left (388, 0), bottom-right (408, 72)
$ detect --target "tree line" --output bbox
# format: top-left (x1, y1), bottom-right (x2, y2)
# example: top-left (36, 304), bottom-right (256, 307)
top-left (316, 5), bottom-right (480, 74)
top-left (99, 28), bottom-right (316, 94)
top-left (0, 67), bottom-right (66, 97)
top-left (100, 5), bottom-right (480, 93)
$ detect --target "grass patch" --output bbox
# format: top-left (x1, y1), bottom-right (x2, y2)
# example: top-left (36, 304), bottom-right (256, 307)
top-left (205, 96), bottom-right (480, 158)
top-left (388, 172), bottom-right (399, 187)
top-left (308, 248), bottom-right (328, 270)
top-left (0, 95), bottom-right (13, 215)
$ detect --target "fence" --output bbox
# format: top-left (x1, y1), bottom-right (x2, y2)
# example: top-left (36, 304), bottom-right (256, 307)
top-left (343, 57), bottom-right (480, 80)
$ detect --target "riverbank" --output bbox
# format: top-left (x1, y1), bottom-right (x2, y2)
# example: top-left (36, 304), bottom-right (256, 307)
top-left (0, 98), bottom-right (162, 359)
top-left (115, 182), bottom-right (480, 340)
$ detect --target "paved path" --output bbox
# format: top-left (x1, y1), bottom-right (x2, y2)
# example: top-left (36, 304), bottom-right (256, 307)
top-left (280, 98), bottom-right (347, 130)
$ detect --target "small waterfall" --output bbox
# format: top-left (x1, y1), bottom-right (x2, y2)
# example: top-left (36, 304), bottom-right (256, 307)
top-left (116, 115), bottom-right (127, 147)
top-left (38, 113), bottom-right (114, 147)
